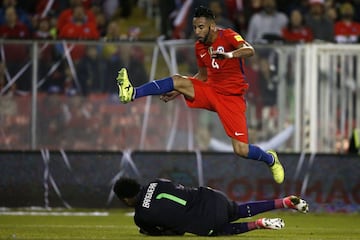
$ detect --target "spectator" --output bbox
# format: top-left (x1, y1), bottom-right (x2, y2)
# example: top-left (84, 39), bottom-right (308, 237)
top-left (58, 5), bottom-right (100, 62)
top-left (326, 5), bottom-right (338, 22)
top-left (158, 0), bottom-right (176, 39)
top-left (0, 0), bottom-right (32, 31)
top-left (48, 14), bottom-right (58, 39)
top-left (127, 46), bottom-right (148, 87)
top-left (102, 20), bottom-right (126, 93)
top-left (102, 20), bottom-right (127, 41)
top-left (32, 17), bottom-right (63, 94)
top-left (57, 0), bottom-right (96, 34)
top-left (102, 0), bottom-right (119, 20)
top-left (246, 0), bottom-right (288, 44)
top-left (304, 0), bottom-right (334, 42)
top-left (334, 2), bottom-right (360, 43)
top-left (32, 17), bottom-right (53, 39)
top-left (224, 0), bottom-right (246, 22)
top-left (93, 6), bottom-right (107, 37)
top-left (231, 0), bottom-right (263, 36)
top-left (209, 0), bottom-right (236, 29)
top-left (282, 9), bottom-right (313, 43)
top-left (58, 5), bottom-right (100, 40)
top-left (77, 45), bottom-right (106, 95)
top-left (0, 6), bottom-right (31, 92)
top-left (0, 6), bottom-right (30, 39)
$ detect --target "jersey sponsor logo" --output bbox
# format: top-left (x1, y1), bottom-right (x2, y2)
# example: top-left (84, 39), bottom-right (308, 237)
top-left (234, 35), bottom-right (243, 42)
top-left (200, 52), bottom-right (207, 58)
top-left (142, 183), bottom-right (158, 208)
top-left (235, 132), bottom-right (244, 136)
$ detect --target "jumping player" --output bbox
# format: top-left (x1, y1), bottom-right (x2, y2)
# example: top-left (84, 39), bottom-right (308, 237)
top-left (116, 6), bottom-right (284, 184)
top-left (113, 177), bottom-right (309, 236)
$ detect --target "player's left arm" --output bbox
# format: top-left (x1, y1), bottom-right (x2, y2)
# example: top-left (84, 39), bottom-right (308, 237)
top-left (232, 41), bottom-right (255, 58)
top-left (211, 30), bottom-right (255, 59)
top-left (211, 41), bottom-right (255, 59)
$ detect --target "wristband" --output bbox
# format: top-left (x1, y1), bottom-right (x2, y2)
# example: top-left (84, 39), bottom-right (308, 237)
top-left (228, 52), bottom-right (234, 58)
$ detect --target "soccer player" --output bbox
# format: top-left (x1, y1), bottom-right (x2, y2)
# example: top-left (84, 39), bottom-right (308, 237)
top-left (113, 177), bottom-right (309, 236)
top-left (116, 6), bottom-right (284, 184)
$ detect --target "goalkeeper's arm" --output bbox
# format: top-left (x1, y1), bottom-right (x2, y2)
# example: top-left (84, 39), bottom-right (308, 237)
top-left (136, 218), bottom-right (184, 236)
top-left (139, 227), bottom-right (184, 236)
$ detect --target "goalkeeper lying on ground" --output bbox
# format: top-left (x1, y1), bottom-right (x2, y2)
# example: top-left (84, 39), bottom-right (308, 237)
top-left (113, 177), bottom-right (309, 236)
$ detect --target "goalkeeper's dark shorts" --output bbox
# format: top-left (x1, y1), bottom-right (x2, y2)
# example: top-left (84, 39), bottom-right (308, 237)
top-left (212, 189), bottom-right (238, 230)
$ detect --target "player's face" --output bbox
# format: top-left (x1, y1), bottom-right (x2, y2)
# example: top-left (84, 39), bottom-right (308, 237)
top-left (193, 17), bottom-right (213, 44)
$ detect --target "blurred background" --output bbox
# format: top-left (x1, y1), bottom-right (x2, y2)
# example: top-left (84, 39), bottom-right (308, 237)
top-left (0, 0), bottom-right (359, 212)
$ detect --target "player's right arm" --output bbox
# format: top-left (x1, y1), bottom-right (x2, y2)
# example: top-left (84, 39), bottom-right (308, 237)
top-left (136, 218), bottom-right (163, 235)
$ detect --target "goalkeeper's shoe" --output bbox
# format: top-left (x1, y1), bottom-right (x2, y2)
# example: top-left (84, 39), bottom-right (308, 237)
top-left (283, 195), bottom-right (309, 213)
top-left (116, 68), bottom-right (134, 103)
top-left (267, 150), bottom-right (284, 184)
top-left (255, 218), bottom-right (285, 230)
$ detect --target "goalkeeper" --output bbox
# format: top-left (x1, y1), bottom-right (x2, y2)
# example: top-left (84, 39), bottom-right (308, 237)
top-left (113, 177), bottom-right (309, 236)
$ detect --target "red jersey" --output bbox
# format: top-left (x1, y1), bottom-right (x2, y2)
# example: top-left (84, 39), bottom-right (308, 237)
top-left (282, 27), bottom-right (313, 43)
top-left (58, 21), bottom-right (99, 61)
top-left (0, 22), bottom-right (30, 39)
top-left (334, 21), bottom-right (360, 43)
top-left (57, 8), bottom-right (96, 32)
top-left (195, 28), bottom-right (248, 95)
top-left (58, 21), bottom-right (99, 40)
top-left (0, 22), bottom-right (30, 61)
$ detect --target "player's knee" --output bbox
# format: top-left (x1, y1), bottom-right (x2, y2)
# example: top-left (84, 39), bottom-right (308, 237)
top-left (172, 74), bottom-right (186, 81)
top-left (233, 142), bottom-right (249, 157)
top-left (172, 74), bottom-right (192, 89)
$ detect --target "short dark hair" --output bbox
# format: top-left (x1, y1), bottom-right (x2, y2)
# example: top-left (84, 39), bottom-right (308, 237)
top-left (194, 5), bottom-right (215, 20)
top-left (113, 177), bottom-right (141, 199)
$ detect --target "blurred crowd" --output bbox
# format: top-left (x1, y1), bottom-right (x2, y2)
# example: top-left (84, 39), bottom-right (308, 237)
top-left (0, 0), bottom-right (154, 95)
top-left (0, 0), bottom-right (357, 152)
top-left (0, 0), bottom-right (359, 93)
top-left (0, 0), bottom-right (359, 43)
top-left (167, 0), bottom-right (360, 44)
top-left (0, 0), bottom-right (139, 41)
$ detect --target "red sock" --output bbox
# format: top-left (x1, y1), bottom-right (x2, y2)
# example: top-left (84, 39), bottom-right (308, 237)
top-left (274, 198), bottom-right (285, 209)
top-left (248, 221), bottom-right (258, 230)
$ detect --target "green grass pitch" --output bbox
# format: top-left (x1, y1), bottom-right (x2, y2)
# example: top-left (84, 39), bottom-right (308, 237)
top-left (0, 209), bottom-right (359, 240)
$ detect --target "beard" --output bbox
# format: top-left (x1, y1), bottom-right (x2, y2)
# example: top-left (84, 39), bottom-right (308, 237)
top-left (197, 27), bottom-right (211, 44)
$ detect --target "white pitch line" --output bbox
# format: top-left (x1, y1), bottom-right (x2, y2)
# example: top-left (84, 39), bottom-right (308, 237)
top-left (125, 211), bottom-right (135, 217)
top-left (0, 211), bottom-right (109, 216)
